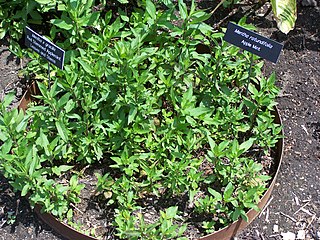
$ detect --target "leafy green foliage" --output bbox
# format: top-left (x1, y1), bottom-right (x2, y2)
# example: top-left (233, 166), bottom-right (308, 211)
top-left (0, 0), bottom-right (282, 238)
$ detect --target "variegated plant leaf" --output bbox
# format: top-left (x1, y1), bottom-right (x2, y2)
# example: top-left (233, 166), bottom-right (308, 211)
top-left (271, 0), bottom-right (297, 34)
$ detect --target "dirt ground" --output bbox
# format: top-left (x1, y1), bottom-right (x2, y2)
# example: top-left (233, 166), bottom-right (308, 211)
top-left (0, 2), bottom-right (319, 240)
top-left (236, 3), bottom-right (320, 239)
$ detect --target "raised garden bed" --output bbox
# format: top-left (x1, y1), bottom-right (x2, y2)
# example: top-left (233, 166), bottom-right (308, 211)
top-left (0, 0), bottom-right (316, 240)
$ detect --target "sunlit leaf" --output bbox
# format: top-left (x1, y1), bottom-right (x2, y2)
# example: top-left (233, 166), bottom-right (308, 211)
top-left (55, 121), bottom-right (68, 142)
top-left (50, 19), bottom-right (73, 30)
top-left (146, 0), bottom-right (156, 19)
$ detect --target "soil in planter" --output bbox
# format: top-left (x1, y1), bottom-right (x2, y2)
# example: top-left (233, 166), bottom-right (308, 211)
top-left (59, 144), bottom-right (277, 240)
top-left (0, 39), bottom-right (30, 109)
top-left (236, 4), bottom-right (320, 240)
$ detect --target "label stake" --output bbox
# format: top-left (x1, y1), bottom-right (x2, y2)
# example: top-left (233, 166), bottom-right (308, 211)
top-left (246, 53), bottom-right (254, 96)
top-left (48, 62), bottom-right (51, 89)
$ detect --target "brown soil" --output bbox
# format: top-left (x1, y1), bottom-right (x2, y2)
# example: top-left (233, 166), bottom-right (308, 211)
top-left (236, 4), bottom-right (320, 239)
top-left (0, 2), bottom-right (319, 240)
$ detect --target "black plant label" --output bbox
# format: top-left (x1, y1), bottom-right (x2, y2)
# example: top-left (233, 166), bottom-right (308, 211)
top-left (224, 22), bottom-right (283, 63)
top-left (25, 26), bottom-right (65, 69)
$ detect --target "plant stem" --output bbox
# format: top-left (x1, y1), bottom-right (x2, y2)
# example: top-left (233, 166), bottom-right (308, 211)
top-left (210, 0), bottom-right (227, 15)
top-left (48, 62), bottom-right (51, 89)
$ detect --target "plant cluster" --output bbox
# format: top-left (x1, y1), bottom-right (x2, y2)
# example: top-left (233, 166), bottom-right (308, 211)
top-left (0, 0), bottom-right (297, 56)
top-left (0, 0), bottom-right (282, 239)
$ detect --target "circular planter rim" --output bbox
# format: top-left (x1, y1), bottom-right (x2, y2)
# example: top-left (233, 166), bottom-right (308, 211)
top-left (20, 81), bottom-right (283, 240)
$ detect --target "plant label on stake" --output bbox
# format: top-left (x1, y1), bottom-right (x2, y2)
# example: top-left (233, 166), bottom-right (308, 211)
top-left (224, 22), bottom-right (283, 95)
top-left (25, 26), bottom-right (65, 70)
top-left (25, 26), bottom-right (65, 69)
top-left (224, 22), bottom-right (283, 64)
top-left (25, 26), bottom-right (65, 88)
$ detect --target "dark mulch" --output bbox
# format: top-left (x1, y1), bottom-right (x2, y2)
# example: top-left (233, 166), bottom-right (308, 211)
top-left (235, 3), bottom-right (320, 240)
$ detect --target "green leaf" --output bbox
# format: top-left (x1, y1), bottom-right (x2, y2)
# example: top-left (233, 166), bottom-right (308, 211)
top-left (208, 187), bottom-right (222, 201)
top-left (231, 208), bottom-right (241, 221)
top-left (51, 19), bottom-right (73, 30)
top-left (207, 135), bottom-right (216, 150)
top-left (36, 129), bottom-right (50, 155)
top-left (56, 184), bottom-right (69, 194)
top-left (70, 175), bottom-right (78, 187)
top-left (190, 11), bottom-right (211, 24)
top-left (239, 138), bottom-right (255, 153)
top-left (211, 32), bottom-right (225, 39)
top-left (55, 121), bottom-right (68, 142)
top-left (181, 87), bottom-right (193, 109)
top-left (119, 10), bottom-right (129, 22)
top-left (218, 141), bottom-right (230, 152)
top-left (165, 206), bottom-right (178, 219)
top-left (0, 29), bottom-right (6, 40)
top-left (244, 202), bottom-right (260, 212)
top-left (68, 0), bottom-right (78, 11)
top-left (57, 93), bottom-right (71, 109)
top-left (231, 199), bottom-right (239, 207)
top-left (37, 81), bottom-right (49, 99)
top-left (128, 106), bottom-right (137, 125)
top-left (178, 0), bottom-right (188, 20)
top-left (49, 80), bottom-right (58, 99)
top-left (258, 175), bottom-right (272, 181)
top-left (252, 162), bottom-right (263, 172)
top-left (1, 91), bottom-right (15, 109)
top-left (76, 58), bottom-right (94, 75)
top-left (223, 182), bottom-right (234, 201)
top-left (16, 114), bottom-right (28, 132)
top-left (28, 146), bottom-right (39, 176)
top-left (177, 225), bottom-right (188, 237)
top-left (146, 0), bottom-right (156, 19)
top-left (190, 23), bottom-right (213, 35)
top-left (240, 209), bottom-right (249, 222)
top-left (186, 116), bottom-right (196, 126)
top-left (78, 12), bottom-right (100, 27)
top-left (248, 84), bottom-right (259, 96)
top-left (104, 10), bottom-right (112, 25)
top-left (52, 165), bottom-right (73, 176)
top-left (64, 100), bottom-right (76, 114)
top-left (26, 131), bottom-right (37, 139)
top-left (21, 183), bottom-right (31, 196)
top-left (188, 107), bottom-right (211, 117)
top-left (34, 0), bottom-right (52, 4)
top-left (271, 0), bottom-right (297, 34)
top-left (2, 139), bottom-right (12, 154)
top-left (67, 209), bottom-right (73, 220)
top-left (161, 0), bottom-right (174, 8)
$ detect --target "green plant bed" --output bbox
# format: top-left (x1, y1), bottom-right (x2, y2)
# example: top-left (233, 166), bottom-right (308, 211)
top-left (0, 1), bottom-right (282, 239)
top-left (19, 79), bottom-right (282, 240)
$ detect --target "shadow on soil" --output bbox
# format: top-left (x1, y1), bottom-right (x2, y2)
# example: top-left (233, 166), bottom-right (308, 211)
top-left (0, 174), bottom-right (66, 239)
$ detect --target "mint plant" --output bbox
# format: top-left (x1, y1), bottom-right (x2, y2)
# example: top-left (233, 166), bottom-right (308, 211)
top-left (0, 0), bottom-right (282, 238)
